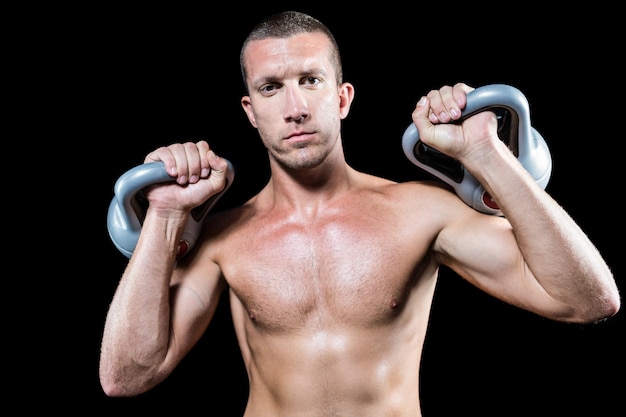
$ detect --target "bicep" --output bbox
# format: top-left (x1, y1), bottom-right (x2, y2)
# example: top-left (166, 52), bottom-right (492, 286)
top-left (434, 209), bottom-right (554, 314)
top-left (166, 257), bottom-right (227, 365)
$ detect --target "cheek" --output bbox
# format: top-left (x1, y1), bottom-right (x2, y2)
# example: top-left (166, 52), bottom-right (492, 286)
top-left (250, 109), bottom-right (275, 136)
top-left (248, 99), bottom-right (275, 128)
top-left (318, 95), bottom-right (343, 124)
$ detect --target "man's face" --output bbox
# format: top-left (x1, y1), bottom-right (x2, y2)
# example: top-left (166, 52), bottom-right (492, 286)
top-left (241, 32), bottom-right (350, 170)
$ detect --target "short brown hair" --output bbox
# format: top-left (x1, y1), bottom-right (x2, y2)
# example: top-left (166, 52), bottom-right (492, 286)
top-left (240, 11), bottom-right (343, 92)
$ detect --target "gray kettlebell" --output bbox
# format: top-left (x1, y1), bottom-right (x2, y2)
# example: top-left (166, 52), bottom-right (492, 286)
top-left (401, 84), bottom-right (552, 216)
top-left (107, 159), bottom-right (235, 258)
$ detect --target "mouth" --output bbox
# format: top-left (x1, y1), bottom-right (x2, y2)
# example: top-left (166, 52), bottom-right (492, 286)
top-left (285, 131), bottom-right (314, 142)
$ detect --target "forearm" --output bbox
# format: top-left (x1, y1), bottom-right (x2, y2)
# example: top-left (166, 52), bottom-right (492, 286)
top-left (472, 141), bottom-right (619, 322)
top-left (99, 212), bottom-right (185, 396)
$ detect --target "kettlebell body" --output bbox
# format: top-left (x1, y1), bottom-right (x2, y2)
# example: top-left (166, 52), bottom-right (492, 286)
top-left (107, 160), bottom-right (235, 258)
top-left (401, 84), bottom-right (552, 216)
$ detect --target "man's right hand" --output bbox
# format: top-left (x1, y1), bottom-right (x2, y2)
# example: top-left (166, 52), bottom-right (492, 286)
top-left (142, 140), bottom-right (231, 214)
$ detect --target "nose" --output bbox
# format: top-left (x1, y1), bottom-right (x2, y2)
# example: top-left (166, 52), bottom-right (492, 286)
top-left (284, 85), bottom-right (309, 123)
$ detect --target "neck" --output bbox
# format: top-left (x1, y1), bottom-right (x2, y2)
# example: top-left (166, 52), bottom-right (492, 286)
top-left (264, 154), bottom-right (355, 214)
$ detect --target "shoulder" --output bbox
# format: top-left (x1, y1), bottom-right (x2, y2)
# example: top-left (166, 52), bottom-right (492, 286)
top-left (370, 175), bottom-right (467, 214)
top-left (353, 171), bottom-right (475, 228)
top-left (348, 167), bottom-right (464, 208)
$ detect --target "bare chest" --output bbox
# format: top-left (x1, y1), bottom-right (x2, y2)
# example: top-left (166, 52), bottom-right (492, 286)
top-left (220, 209), bottom-right (428, 331)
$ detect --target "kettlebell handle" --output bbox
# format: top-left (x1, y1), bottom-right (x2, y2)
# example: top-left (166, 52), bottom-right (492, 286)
top-left (107, 160), bottom-right (235, 258)
top-left (402, 84), bottom-right (552, 216)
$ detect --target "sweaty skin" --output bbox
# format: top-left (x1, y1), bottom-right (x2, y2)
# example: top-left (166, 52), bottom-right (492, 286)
top-left (99, 21), bottom-right (620, 417)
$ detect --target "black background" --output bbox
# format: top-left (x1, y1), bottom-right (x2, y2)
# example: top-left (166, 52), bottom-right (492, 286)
top-left (43, 4), bottom-right (624, 416)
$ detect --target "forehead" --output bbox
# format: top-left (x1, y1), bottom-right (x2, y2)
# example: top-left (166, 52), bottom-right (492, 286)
top-left (244, 32), bottom-right (333, 83)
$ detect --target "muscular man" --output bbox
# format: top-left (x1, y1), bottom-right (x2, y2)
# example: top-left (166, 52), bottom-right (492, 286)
top-left (99, 10), bottom-right (620, 416)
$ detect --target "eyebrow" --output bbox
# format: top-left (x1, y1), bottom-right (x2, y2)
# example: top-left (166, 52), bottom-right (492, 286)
top-left (253, 67), bottom-right (329, 86)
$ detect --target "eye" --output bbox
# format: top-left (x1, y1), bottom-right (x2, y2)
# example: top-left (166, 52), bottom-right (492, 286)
top-left (303, 77), bottom-right (320, 87)
top-left (260, 83), bottom-right (280, 95)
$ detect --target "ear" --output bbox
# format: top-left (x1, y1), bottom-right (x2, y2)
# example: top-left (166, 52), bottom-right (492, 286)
top-left (338, 82), bottom-right (355, 120)
top-left (241, 95), bottom-right (257, 128)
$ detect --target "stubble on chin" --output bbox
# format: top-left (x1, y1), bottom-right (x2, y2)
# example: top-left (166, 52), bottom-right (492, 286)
top-left (272, 143), bottom-right (328, 170)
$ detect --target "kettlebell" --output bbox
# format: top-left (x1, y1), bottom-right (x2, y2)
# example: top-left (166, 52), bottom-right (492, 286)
top-left (401, 84), bottom-right (552, 216)
top-left (107, 159), bottom-right (235, 258)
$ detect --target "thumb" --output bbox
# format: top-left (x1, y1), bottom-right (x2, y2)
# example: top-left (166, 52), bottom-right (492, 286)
top-left (412, 96), bottom-right (460, 154)
top-left (411, 96), bottom-right (439, 149)
top-left (206, 150), bottom-right (231, 194)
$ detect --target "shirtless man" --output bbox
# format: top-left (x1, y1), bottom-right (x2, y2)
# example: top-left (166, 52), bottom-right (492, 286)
top-left (99, 10), bottom-right (620, 416)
